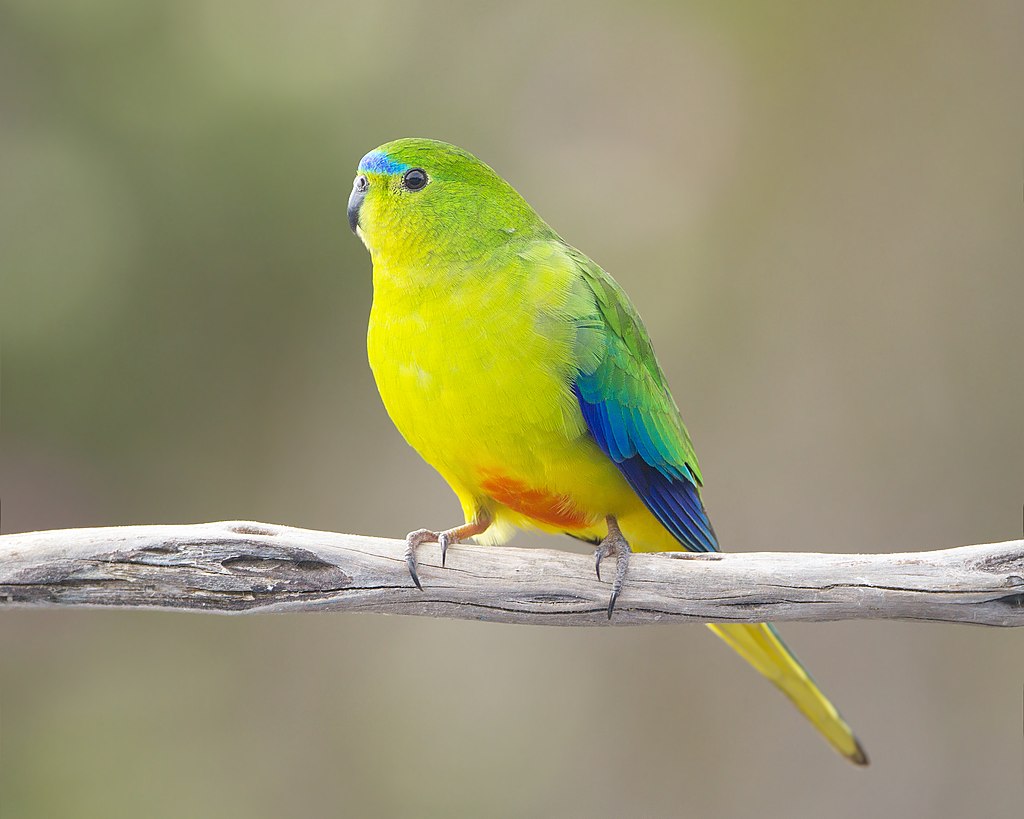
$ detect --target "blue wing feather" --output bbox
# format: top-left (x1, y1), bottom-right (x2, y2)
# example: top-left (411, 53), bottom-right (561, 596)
top-left (573, 383), bottom-right (719, 553)
top-left (563, 246), bottom-right (717, 553)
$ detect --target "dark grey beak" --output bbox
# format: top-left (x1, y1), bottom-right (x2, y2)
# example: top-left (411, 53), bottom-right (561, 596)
top-left (348, 174), bottom-right (368, 234)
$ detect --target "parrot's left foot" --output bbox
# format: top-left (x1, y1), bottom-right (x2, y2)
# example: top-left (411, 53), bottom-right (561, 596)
top-left (403, 516), bottom-right (491, 590)
top-left (594, 515), bottom-right (631, 619)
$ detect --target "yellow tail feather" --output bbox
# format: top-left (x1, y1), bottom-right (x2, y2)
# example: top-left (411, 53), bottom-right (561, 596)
top-left (707, 623), bottom-right (868, 765)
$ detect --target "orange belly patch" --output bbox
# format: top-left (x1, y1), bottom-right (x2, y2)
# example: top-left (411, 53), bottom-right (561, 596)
top-left (479, 473), bottom-right (592, 530)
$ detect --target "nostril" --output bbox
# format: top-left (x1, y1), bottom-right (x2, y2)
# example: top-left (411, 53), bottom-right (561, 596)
top-left (354, 174), bottom-right (369, 192)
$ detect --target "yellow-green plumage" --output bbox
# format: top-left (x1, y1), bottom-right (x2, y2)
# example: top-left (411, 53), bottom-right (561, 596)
top-left (350, 138), bottom-right (866, 765)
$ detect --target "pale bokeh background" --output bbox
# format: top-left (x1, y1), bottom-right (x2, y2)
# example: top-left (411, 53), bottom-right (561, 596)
top-left (2, 1), bottom-right (1023, 817)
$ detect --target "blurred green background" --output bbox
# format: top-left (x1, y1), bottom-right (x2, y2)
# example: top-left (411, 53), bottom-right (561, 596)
top-left (2, 0), bottom-right (1023, 816)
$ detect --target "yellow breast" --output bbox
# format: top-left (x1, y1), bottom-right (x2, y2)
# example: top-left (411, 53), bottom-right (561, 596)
top-left (366, 242), bottom-right (641, 541)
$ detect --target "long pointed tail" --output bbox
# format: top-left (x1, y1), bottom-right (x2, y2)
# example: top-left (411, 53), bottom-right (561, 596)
top-left (707, 622), bottom-right (868, 765)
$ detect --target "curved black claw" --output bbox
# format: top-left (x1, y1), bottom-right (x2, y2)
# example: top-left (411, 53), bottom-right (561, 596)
top-left (406, 551), bottom-right (423, 591)
top-left (439, 532), bottom-right (451, 568)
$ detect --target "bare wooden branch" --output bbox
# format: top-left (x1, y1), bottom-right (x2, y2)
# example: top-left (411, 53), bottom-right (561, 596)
top-left (1, 522), bottom-right (1022, 626)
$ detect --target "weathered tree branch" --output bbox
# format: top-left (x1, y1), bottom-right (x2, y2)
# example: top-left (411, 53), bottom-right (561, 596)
top-left (1, 521), bottom-right (1022, 625)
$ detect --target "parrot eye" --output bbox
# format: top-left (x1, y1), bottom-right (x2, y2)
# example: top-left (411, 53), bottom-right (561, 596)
top-left (402, 168), bottom-right (428, 191)
top-left (354, 174), bottom-right (368, 192)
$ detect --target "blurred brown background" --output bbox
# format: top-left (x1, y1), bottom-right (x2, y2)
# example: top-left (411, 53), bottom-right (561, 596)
top-left (2, 1), bottom-right (1023, 816)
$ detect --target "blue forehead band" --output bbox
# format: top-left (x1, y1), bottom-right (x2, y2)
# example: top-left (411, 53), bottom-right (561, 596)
top-left (358, 150), bottom-right (409, 175)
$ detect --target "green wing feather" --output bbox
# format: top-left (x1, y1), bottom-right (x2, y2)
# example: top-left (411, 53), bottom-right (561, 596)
top-left (565, 246), bottom-right (718, 551)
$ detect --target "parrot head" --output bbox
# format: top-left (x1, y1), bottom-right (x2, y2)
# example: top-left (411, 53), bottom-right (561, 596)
top-left (348, 138), bottom-right (545, 268)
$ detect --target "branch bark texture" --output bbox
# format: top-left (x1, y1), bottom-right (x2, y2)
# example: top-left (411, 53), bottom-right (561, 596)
top-left (1, 522), bottom-right (1022, 626)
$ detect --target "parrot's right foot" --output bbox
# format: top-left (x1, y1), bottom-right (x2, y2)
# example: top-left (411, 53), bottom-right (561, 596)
top-left (404, 529), bottom-right (437, 590)
top-left (404, 516), bottom-right (491, 590)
